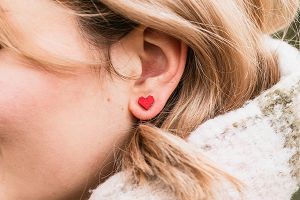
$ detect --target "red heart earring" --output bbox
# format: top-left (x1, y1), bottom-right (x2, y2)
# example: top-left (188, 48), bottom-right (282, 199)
top-left (138, 95), bottom-right (154, 110)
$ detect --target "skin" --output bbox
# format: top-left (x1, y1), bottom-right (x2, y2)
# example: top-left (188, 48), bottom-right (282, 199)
top-left (0, 0), bottom-right (187, 199)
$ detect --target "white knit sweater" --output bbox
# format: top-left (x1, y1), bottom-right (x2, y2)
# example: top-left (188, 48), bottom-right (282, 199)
top-left (88, 36), bottom-right (300, 200)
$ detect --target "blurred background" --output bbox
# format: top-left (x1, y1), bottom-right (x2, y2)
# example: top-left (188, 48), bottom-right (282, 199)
top-left (273, 11), bottom-right (300, 49)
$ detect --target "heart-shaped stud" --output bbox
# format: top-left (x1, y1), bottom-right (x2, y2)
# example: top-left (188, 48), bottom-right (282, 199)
top-left (138, 95), bottom-right (154, 110)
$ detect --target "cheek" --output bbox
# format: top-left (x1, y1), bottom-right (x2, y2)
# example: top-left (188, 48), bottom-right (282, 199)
top-left (0, 62), bottom-right (59, 135)
top-left (0, 61), bottom-right (73, 196)
top-left (0, 55), bottom-right (133, 199)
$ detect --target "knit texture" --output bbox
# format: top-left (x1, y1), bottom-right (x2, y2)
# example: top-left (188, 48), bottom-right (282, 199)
top-left (88, 36), bottom-right (300, 200)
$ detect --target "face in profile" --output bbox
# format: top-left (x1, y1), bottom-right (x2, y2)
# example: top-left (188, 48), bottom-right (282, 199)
top-left (0, 1), bottom-right (136, 199)
top-left (0, 0), bottom-right (188, 199)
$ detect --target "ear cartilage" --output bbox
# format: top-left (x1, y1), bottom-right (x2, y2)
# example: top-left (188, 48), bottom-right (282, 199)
top-left (138, 95), bottom-right (154, 110)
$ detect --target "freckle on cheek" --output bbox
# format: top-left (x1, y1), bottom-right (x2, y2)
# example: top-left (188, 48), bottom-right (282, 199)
top-left (107, 98), bottom-right (111, 102)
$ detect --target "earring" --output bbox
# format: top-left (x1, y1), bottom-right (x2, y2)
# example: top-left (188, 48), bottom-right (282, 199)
top-left (138, 95), bottom-right (154, 110)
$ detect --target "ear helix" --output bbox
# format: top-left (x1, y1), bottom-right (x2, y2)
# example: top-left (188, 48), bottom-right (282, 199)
top-left (138, 95), bottom-right (154, 110)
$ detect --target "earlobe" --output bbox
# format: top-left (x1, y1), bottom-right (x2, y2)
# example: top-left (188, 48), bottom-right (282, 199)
top-left (129, 92), bottom-right (167, 121)
top-left (128, 27), bottom-right (188, 121)
top-left (138, 95), bottom-right (155, 110)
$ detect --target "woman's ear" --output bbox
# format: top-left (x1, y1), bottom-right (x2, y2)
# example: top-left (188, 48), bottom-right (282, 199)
top-left (124, 27), bottom-right (188, 121)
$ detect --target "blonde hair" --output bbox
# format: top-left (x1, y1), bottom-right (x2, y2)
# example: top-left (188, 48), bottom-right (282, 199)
top-left (0, 0), bottom-right (299, 199)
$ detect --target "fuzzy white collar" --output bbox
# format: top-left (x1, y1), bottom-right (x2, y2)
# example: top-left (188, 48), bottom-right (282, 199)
top-left (89, 36), bottom-right (300, 200)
